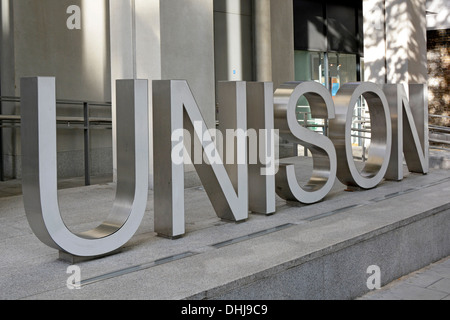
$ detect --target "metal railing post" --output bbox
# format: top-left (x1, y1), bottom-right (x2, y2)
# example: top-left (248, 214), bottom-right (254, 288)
top-left (83, 102), bottom-right (91, 186)
top-left (304, 112), bottom-right (309, 157)
top-left (0, 101), bottom-right (3, 181)
top-left (1, 96), bottom-right (112, 185)
top-left (362, 143), bottom-right (366, 162)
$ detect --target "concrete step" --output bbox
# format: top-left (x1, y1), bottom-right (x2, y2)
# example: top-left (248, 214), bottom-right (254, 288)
top-left (430, 148), bottom-right (450, 170)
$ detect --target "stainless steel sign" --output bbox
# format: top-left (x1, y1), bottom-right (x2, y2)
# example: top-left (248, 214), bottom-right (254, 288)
top-left (21, 78), bottom-right (149, 257)
top-left (20, 77), bottom-right (428, 258)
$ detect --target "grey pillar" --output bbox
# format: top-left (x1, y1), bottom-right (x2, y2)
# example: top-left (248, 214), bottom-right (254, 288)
top-left (253, 0), bottom-right (273, 82)
top-left (364, 0), bottom-right (428, 86)
top-left (110, 0), bottom-right (162, 188)
top-left (363, 0), bottom-right (387, 84)
top-left (110, 0), bottom-right (216, 188)
top-left (385, 0), bottom-right (428, 85)
top-left (269, 0), bottom-right (295, 90)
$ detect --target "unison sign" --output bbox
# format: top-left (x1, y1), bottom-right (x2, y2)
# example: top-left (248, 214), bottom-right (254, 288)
top-left (20, 77), bottom-right (428, 258)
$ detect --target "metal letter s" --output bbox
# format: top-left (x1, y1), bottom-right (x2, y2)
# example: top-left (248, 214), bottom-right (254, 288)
top-left (274, 81), bottom-right (337, 204)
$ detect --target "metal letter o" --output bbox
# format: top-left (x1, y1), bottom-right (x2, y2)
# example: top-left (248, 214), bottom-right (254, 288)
top-left (329, 83), bottom-right (392, 189)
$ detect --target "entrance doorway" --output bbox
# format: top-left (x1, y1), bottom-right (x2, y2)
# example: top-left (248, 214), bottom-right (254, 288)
top-left (294, 50), bottom-right (369, 161)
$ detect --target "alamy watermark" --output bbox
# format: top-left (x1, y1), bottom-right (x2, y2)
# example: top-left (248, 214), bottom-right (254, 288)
top-left (67, 5), bottom-right (81, 30)
top-left (66, 265), bottom-right (81, 290)
top-left (366, 265), bottom-right (381, 290)
top-left (171, 123), bottom-right (280, 176)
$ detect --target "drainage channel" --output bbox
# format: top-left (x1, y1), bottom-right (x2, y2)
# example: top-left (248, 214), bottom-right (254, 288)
top-left (80, 224), bottom-right (296, 288)
top-left (81, 251), bottom-right (197, 287)
top-left (305, 176), bottom-right (450, 222)
top-left (211, 223), bottom-right (295, 249)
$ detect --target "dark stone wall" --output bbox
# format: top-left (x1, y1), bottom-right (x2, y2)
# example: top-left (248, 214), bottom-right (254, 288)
top-left (427, 29), bottom-right (449, 127)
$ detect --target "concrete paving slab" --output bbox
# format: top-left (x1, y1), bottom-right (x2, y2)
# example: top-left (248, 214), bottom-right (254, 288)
top-left (429, 265), bottom-right (450, 278)
top-left (360, 256), bottom-right (450, 300)
top-left (427, 278), bottom-right (450, 294)
top-left (403, 271), bottom-right (445, 288)
top-left (361, 283), bottom-right (449, 300)
top-left (383, 284), bottom-right (448, 300)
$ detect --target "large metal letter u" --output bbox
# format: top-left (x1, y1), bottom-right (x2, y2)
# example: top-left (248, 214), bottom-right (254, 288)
top-left (21, 78), bottom-right (149, 258)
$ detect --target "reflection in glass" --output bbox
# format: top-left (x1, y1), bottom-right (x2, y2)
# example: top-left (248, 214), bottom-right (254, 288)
top-left (294, 50), bottom-right (369, 160)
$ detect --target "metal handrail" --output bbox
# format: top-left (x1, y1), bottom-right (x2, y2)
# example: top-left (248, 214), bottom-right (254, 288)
top-left (429, 114), bottom-right (450, 119)
top-left (0, 96), bottom-right (111, 107)
top-left (429, 125), bottom-right (450, 133)
top-left (294, 110), bottom-right (449, 162)
top-left (0, 96), bottom-right (112, 184)
top-left (429, 114), bottom-right (449, 150)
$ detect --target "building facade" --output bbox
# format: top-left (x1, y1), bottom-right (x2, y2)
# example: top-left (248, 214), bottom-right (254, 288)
top-left (427, 0), bottom-right (449, 128)
top-left (0, 0), bottom-right (438, 185)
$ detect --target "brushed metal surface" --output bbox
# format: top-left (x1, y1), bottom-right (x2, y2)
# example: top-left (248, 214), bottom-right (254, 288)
top-left (329, 82), bottom-right (392, 189)
top-left (21, 78), bottom-right (148, 257)
top-left (274, 81), bottom-right (337, 204)
top-left (246, 82), bottom-right (276, 215)
top-left (384, 84), bottom-right (429, 181)
top-left (153, 80), bottom-right (248, 239)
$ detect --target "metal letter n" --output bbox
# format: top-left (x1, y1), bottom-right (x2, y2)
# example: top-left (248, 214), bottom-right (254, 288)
top-left (152, 80), bottom-right (248, 239)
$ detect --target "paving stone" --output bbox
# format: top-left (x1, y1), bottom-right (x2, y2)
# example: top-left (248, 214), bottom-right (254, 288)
top-left (357, 290), bottom-right (401, 300)
top-left (403, 272), bottom-right (444, 288)
top-left (429, 265), bottom-right (450, 279)
top-left (440, 258), bottom-right (450, 268)
top-left (386, 284), bottom-right (448, 300)
top-left (361, 257), bottom-right (450, 300)
top-left (427, 278), bottom-right (450, 294)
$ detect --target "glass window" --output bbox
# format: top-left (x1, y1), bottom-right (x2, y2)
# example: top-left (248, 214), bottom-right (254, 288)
top-left (293, 0), bottom-right (363, 55)
top-left (328, 53), bottom-right (357, 96)
top-left (293, 49), bottom-right (363, 157)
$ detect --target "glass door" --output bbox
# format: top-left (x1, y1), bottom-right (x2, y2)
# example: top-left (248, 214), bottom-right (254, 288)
top-left (327, 53), bottom-right (357, 96)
